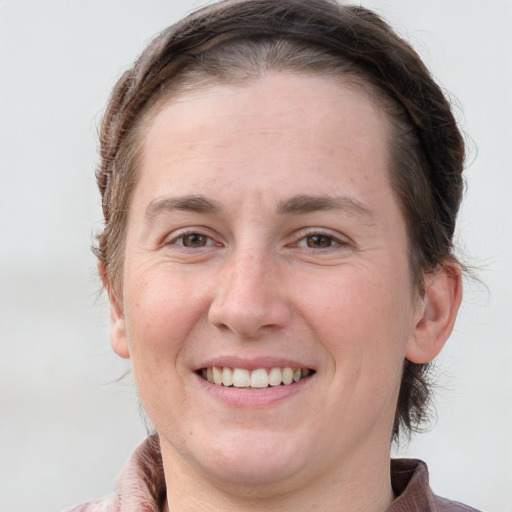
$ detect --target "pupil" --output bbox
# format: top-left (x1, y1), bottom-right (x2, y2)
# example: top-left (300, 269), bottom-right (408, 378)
top-left (183, 234), bottom-right (206, 247)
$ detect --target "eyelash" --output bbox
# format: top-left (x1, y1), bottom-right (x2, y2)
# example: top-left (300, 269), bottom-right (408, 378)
top-left (166, 229), bottom-right (350, 251)
top-left (293, 230), bottom-right (350, 250)
top-left (169, 230), bottom-right (219, 249)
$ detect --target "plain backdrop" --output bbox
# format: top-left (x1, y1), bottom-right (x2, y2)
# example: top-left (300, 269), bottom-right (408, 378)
top-left (0, 1), bottom-right (511, 511)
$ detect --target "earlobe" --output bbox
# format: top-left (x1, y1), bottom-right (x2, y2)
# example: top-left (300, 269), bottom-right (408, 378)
top-left (98, 260), bottom-right (130, 359)
top-left (405, 259), bottom-right (463, 364)
top-left (109, 294), bottom-right (130, 359)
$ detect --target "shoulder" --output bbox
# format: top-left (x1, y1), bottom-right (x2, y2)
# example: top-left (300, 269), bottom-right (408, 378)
top-left (434, 495), bottom-right (482, 512)
top-left (62, 494), bottom-right (116, 512)
top-left (390, 459), bottom-right (482, 512)
top-left (62, 436), bottom-right (164, 512)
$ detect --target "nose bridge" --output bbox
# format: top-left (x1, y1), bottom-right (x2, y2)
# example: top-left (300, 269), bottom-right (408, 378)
top-left (208, 243), bottom-right (290, 337)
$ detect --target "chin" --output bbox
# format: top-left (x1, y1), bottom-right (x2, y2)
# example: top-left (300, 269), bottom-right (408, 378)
top-left (196, 429), bottom-right (307, 486)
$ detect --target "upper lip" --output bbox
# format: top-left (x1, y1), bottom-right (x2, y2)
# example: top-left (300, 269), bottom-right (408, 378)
top-left (196, 356), bottom-right (315, 371)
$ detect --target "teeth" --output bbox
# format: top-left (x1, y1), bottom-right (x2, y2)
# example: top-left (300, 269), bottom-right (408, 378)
top-left (250, 368), bottom-right (269, 388)
top-left (282, 367), bottom-right (294, 385)
top-left (222, 367), bottom-right (233, 386)
top-left (213, 366), bottom-right (223, 385)
top-left (268, 367), bottom-right (282, 386)
top-left (201, 366), bottom-right (312, 388)
top-left (232, 368), bottom-right (251, 388)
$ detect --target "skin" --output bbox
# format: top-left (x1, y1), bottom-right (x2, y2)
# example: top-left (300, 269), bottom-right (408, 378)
top-left (107, 73), bottom-right (462, 512)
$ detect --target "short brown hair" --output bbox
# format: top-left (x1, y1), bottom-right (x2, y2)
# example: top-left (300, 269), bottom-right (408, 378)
top-left (94, 0), bottom-right (465, 441)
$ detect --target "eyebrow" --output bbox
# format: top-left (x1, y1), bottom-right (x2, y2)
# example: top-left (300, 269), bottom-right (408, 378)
top-left (145, 195), bottom-right (221, 222)
top-left (277, 194), bottom-right (375, 222)
top-left (145, 193), bottom-right (375, 223)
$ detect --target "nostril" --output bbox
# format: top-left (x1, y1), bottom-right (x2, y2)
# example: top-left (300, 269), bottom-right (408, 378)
top-left (208, 300), bottom-right (292, 339)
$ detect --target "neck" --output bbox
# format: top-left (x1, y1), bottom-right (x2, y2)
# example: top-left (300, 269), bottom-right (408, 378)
top-left (160, 439), bottom-right (394, 512)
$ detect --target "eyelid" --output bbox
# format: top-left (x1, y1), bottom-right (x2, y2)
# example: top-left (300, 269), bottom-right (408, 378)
top-left (160, 226), bottom-right (353, 250)
top-left (176, 234), bottom-right (216, 247)
top-left (163, 227), bottom-right (222, 248)
top-left (292, 228), bottom-right (353, 248)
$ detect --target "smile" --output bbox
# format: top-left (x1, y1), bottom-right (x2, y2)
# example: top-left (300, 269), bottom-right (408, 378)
top-left (199, 366), bottom-right (313, 388)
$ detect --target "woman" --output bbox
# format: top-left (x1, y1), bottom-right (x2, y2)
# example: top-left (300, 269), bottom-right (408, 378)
top-left (69, 1), bottom-right (478, 510)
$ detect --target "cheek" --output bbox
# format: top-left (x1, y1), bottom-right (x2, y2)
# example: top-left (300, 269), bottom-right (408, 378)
top-left (122, 268), bottom-right (191, 361)
top-left (122, 263), bottom-right (218, 387)
top-left (122, 282), bottom-right (189, 413)
top-left (297, 265), bottom-right (414, 369)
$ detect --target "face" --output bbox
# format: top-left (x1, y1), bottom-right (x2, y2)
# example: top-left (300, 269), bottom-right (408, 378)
top-left (111, 73), bottom-right (426, 491)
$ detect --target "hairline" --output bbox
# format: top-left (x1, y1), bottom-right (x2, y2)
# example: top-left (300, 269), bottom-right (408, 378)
top-left (109, 68), bottom-right (421, 302)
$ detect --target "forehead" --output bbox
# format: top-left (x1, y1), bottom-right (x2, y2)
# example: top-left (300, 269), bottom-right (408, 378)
top-left (137, 72), bottom-right (392, 196)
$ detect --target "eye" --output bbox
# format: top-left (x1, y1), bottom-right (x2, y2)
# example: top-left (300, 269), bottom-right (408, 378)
top-left (174, 233), bottom-right (216, 248)
top-left (296, 233), bottom-right (344, 249)
top-left (302, 234), bottom-right (336, 248)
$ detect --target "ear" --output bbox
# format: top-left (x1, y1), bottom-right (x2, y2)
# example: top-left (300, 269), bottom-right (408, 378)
top-left (405, 258), bottom-right (463, 364)
top-left (98, 261), bottom-right (130, 359)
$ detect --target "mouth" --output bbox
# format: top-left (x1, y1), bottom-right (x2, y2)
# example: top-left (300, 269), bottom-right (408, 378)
top-left (197, 366), bottom-right (315, 389)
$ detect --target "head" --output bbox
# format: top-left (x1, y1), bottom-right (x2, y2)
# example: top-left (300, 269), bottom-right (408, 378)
top-left (94, 0), bottom-right (465, 444)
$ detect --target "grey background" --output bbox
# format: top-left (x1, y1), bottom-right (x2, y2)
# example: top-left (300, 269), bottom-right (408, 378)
top-left (1, 1), bottom-right (511, 511)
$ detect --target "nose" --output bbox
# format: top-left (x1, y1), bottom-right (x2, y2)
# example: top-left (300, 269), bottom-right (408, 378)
top-left (208, 250), bottom-right (292, 339)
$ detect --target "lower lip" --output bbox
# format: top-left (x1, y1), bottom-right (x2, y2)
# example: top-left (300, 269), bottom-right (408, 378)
top-left (195, 373), bottom-right (314, 407)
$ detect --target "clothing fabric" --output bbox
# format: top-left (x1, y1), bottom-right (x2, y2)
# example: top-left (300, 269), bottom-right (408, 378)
top-left (65, 436), bottom-right (480, 512)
